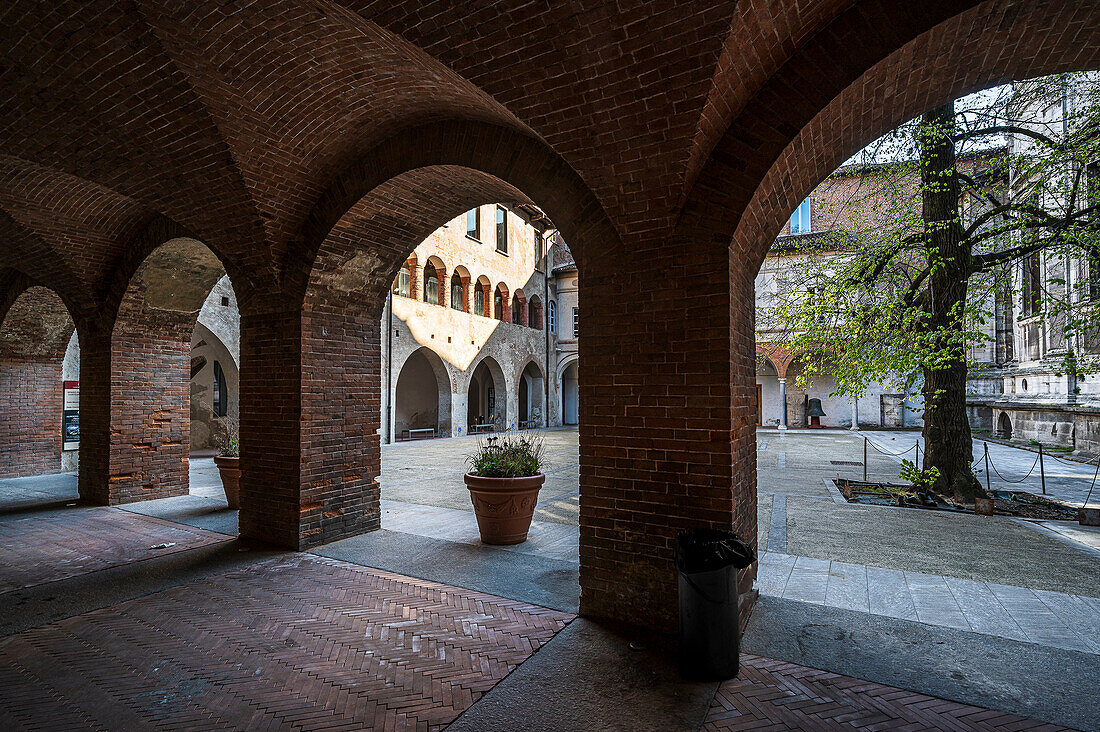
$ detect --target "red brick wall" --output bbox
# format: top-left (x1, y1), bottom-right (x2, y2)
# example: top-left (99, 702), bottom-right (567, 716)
top-left (0, 285), bottom-right (73, 480)
top-left (106, 301), bottom-right (192, 505)
top-left (0, 357), bottom-right (63, 478)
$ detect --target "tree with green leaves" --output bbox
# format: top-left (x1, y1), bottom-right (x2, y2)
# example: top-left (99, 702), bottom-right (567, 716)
top-left (765, 74), bottom-right (1100, 501)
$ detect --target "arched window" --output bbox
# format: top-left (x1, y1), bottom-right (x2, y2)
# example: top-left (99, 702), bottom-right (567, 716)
top-left (393, 267), bottom-right (410, 298)
top-left (494, 290), bottom-right (503, 320)
top-left (213, 360), bottom-right (228, 417)
top-left (451, 279), bottom-right (463, 310)
top-left (547, 300), bottom-right (557, 334)
top-left (474, 287), bottom-right (485, 316)
top-left (424, 268), bottom-right (439, 304)
top-left (529, 296), bottom-right (543, 329)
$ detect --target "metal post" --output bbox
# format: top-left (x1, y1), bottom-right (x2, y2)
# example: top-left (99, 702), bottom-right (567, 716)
top-left (1038, 444), bottom-right (1046, 495)
top-left (983, 443), bottom-right (991, 495)
top-left (863, 436), bottom-right (868, 482)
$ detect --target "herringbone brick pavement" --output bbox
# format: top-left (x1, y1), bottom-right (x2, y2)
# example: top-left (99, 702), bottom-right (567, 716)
top-left (0, 554), bottom-right (572, 731)
top-left (703, 654), bottom-right (1076, 731)
top-left (0, 506), bottom-right (230, 594)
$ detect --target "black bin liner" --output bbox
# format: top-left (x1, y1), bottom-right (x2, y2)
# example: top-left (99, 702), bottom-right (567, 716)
top-left (676, 528), bottom-right (756, 680)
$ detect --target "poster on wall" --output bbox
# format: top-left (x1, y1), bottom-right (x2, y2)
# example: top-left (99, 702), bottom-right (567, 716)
top-left (62, 380), bottom-right (79, 450)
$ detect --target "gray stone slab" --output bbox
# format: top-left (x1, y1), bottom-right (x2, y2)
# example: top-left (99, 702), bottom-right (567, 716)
top-left (120, 495), bottom-right (238, 536)
top-left (313, 528), bottom-right (579, 614)
top-left (782, 556), bottom-right (829, 604)
top-left (449, 619), bottom-right (717, 732)
top-left (942, 576), bottom-right (1027, 642)
top-left (743, 594), bottom-right (1099, 732)
top-left (986, 583), bottom-right (1088, 653)
top-left (866, 565), bottom-right (918, 621)
top-left (904, 571), bottom-right (970, 630)
top-left (1033, 589), bottom-right (1100, 654)
top-left (824, 561), bottom-right (869, 613)
top-left (755, 552), bottom-right (795, 597)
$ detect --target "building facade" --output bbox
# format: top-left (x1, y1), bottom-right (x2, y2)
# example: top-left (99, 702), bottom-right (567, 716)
top-left (379, 204), bottom-right (577, 442)
top-left (965, 78), bottom-right (1100, 455)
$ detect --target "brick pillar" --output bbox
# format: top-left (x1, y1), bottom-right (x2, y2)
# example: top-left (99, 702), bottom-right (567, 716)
top-left (239, 295), bottom-right (380, 550)
top-left (78, 324), bottom-right (112, 503)
top-left (105, 298), bottom-right (193, 504)
top-left (0, 355), bottom-right (64, 478)
top-left (578, 227), bottom-right (757, 633)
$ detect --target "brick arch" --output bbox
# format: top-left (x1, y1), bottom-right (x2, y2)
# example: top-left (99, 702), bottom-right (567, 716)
top-left (734, 0), bottom-right (1100, 269)
top-left (493, 283), bottom-right (511, 322)
top-left (85, 237), bottom-right (228, 506)
top-left (474, 275), bottom-right (493, 318)
top-left (286, 119), bottom-right (620, 307)
top-left (683, 0), bottom-right (1100, 266)
top-left (0, 282), bottom-right (77, 479)
top-left (450, 265), bottom-right (471, 313)
top-left (511, 287), bottom-right (527, 327)
top-left (422, 255), bottom-right (447, 306)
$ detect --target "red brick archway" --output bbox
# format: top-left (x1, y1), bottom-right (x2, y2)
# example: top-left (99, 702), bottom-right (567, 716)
top-left (1, 0), bottom-right (1097, 634)
top-left (0, 282), bottom-right (75, 478)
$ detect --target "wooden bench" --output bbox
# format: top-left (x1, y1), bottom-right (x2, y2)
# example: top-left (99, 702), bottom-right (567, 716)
top-left (470, 423), bottom-right (495, 434)
top-left (402, 428), bottom-right (436, 440)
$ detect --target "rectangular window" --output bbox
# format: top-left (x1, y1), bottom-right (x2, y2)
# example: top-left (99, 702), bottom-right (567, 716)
top-left (451, 282), bottom-right (463, 310)
top-left (496, 206), bottom-right (507, 253)
top-left (789, 199), bottom-right (811, 234)
top-left (466, 208), bottom-right (480, 239)
top-left (1022, 253), bottom-right (1042, 316)
top-left (572, 307), bottom-right (579, 338)
top-left (534, 231), bottom-right (543, 270)
top-left (474, 288), bottom-right (485, 316)
top-left (1089, 253), bottom-right (1100, 302)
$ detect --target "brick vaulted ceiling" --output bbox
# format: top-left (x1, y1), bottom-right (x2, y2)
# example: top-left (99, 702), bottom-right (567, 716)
top-left (1, 0), bottom-right (1097, 319)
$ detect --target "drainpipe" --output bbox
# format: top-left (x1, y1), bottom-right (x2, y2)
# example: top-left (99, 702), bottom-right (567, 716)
top-left (386, 290), bottom-right (393, 444)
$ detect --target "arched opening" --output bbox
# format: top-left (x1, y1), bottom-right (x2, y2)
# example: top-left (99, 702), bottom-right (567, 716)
top-left (755, 355), bottom-right (780, 428)
top-left (528, 295), bottom-right (543, 330)
top-left (467, 356), bottom-right (507, 432)
top-left (998, 412), bottom-right (1013, 440)
top-left (189, 275), bottom-right (240, 451)
top-left (474, 275), bottom-right (491, 317)
top-left (518, 361), bottom-right (545, 429)
top-left (392, 255), bottom-right (415, 299)
top-left (450, 266), bottom-right (470, 312)
top-left (561, 359), bottom-right (579, 426)
top-left (104, 237), bottom-right (229, 505)
top-left (394, 347), bottom-right (451, 440)
top-left (512, 288), bottom-right (528, 327)
top-left (0, 285), bottom-right (76, 480)
top-left (494, 283), bottom-right (509, 321)
top-left (423, 256), bottom-right (446, 307)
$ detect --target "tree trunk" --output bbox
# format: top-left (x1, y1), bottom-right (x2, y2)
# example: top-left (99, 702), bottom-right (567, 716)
top-left (918, 102), bottom-right (985, 501)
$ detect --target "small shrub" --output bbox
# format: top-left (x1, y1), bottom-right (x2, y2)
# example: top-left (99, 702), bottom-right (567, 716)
top-left (467, 434), bottom-right (545, 478)
top-left (899, 459), bottom-right (940, 494)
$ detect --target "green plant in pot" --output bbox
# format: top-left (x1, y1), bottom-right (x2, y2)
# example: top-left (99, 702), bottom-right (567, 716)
top-left (213, 418), bottom-right (241, 510)
top-left (465, 434), bottom-right (546, 544)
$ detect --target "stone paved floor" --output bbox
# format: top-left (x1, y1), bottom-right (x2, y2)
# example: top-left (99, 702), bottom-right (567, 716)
top-left (0, 506), bottom-right (230, 594)
top-left (0, 553), bottom-right (572, 731)
top-left (703, 655), bottom-right (1075, 731)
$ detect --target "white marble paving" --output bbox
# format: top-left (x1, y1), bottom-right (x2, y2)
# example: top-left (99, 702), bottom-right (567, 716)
top-left (757, 551), bottom-right (1100, 655)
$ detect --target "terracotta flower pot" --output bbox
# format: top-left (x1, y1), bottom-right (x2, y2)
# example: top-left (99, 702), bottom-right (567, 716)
top-left (464, 472), bottom-right (545, 545)
top-left (214, 455), bottom-right (240, 509)
top-left (974, 496), bottom-right (994, 516)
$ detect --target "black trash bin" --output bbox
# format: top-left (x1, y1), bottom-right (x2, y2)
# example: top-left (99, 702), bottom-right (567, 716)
top-left (676, 528), bottom-right (756, 680)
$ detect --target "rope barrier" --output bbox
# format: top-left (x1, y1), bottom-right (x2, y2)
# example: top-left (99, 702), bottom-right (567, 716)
top-left (864, 440), bottom-right (919, 458)
top-left (987, 451), bottom-right (1040, 484)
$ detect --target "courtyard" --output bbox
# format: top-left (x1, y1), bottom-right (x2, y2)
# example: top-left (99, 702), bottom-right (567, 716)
top-left (1, 427), bottom-right (1096, 730)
